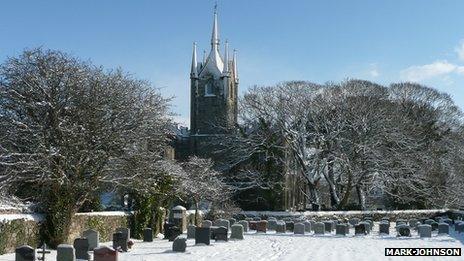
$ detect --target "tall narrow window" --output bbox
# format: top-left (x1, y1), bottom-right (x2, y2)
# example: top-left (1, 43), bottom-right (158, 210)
top-left (205, 83), bottom-right (214, 96)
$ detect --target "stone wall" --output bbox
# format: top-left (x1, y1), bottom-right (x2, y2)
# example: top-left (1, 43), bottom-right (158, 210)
top-left (0, 211), bottom-right (131, 254)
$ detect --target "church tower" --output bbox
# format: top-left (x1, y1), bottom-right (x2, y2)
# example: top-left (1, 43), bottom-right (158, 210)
top-left (189, 7), bottom-right (239, 155)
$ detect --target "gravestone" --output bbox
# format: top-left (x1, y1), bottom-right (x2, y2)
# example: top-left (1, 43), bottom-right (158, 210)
top-left (438, 223), bottom-right (449, 234)
top-left (249, 221), bottom-right (258, 230)
top-left (408, 219), bottom-right (418, 228)
top-left (396, 225), bottom-right (411, 237)
top-left (379, 222), bottom-right (390, 235)
top-left (82, 229), bottom-right (99, 250)
top-left (309, 220), bottom-right (316, 231)
top-left (303, 220), bottom-right (311, 233)
top-left (73, 238), bottom-right (90, 260)
top-left (57, 244), bottom-right (75, 261)
top-left (323, 221), bottom-right (334, 233)
top-left (172, 237), bottom-right (187, 252)
top-left (230, 224), bottom-right (244, 240)
top-left (15, 245), bottom-right (35, 261)
top-left (360, 221), bottom-right (371, 233)
top-left (294, 223), bottom-right (305, 235)
top-left (202, 220), bottom-right (212, 228)
top-left (314, 222), bottom-right (325, 235)
top-left (355, 223), bottom-right (367, 235)
top-left (442, 218), bottom-right (453, 226)
top-left (229, 218), bottom-right (237, 226)
top-left (256, 220), bottom-right (268, 233)
top-left (245, 217), bottom-right (254, 222)
top-left (112, 232), bottom-right (128, 252)
top-left (418, 224), bottom-right (432, 238)
top-left (195, 227), bottom-right (211, 245)
top-left (268, 217), bottom-right (277, 221)
top-left (143, 228), bottom-right (153, 242)
top-left (94, 246), bottom-right (118, 261)
top-left (218, 219), bottom-right (230, 230)
top-left (349, 218), bottom-right (360, 226)
top-left (116, 227), bottom-right (130, 242)
top-left (455, 222), bottom-right (464, 233)
top-left (267, 220), bottom-right (278, 231)
top-left (215, 226), bottom-right (228, 241)
top-left (253, 217), bottom-right (262, 221)
top-left (276, 221), bottom-right (286, 233)
top-left (424, 219), bottom-right (435, 226)
top-left (210, 226), bottom-right (219, 239)
top-left (171, 205), bottom-right (187, 232)
top-left (336, 224), bottom-right (348, 236)
top-left (238, 220), bottom-right (249, 232)
top-left (285, 221), bottom-right (294, 232)
top-left (431, 221), bottom-right (439, 231)
top-left (164, 225), bottom-right (181, 241)
top-left (187, 224), bottom-right (196, 239)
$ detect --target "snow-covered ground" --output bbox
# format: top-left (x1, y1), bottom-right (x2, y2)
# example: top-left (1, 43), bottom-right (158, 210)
top-left (1, 223), bottom-right (462, 261)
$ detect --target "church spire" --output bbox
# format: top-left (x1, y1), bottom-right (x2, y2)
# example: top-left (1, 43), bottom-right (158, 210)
top-left (211, 3), bottom-right (219, 48)
top-left (190, 42), bottom-right (198, 78)
top-left (223, 40), bottom-right (229, 74)
top-left (233, 49), bottom-right (238, 82)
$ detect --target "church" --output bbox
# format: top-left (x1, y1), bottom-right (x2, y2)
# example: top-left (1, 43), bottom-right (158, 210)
top-left (175, 7), bottom-right (239, 160)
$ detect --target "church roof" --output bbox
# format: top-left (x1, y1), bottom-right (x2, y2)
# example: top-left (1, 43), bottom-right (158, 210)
top-left (198, 9), bottom-right (224, 79)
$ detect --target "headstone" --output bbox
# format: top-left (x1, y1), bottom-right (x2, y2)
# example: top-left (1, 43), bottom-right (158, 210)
top-left (408, 219), bottom-right (418, 228)
top-left (73, 238), bottom-right (90, 260)
top-left (195, 227), bottom-right (211, 245)
top-left (396, 225), bottom-right (411, 237)
top-left (303, 220), bottom-right (311, 233)
top-left (57, 244), bottom-right (75, 261)
top-left (215, 226), bottom-right (228, 241)
top-left (230, 224), bottom-right (244, 240)
top-left (360, 221), bottom-right (371, 233)
top-left (349, 218), bottom-right (360, 226)
top-left (165, 224), bottom-right (181, 241)
top-left (238, 220), bottom-right (249, 232)
top-left (172, 237), bottom-right (187, 252)
top-left (142, 228), bottom-right (153, 242)
top-left (245, 217), bottom-right (254, 222)
top-left (210, 226), bottom-right (219, 239)
top-left (456, 222), bottom-right (464, 233)
top-left (442, 218), bottom-right (453, 226)
top-left (82, 229), bottom-right (99, 250)
top-left (355, 223), bottom-right (367, 235)
top-left (431, 221), bottom-right (439, 231)
top-left (187, 224), bottom-right (196, 239)
top-left (267, 220), bottom-right (278, 231)
top-left (218, 219), bottom-right (230, 230)
top-left (285, 221), bottom-right (294, 232)
top-left (15, 245), bottom-right (35, 261)
top-left (438, 223), bottom-right (449, 234)
top-left (249, 221), bottom-right (258, 230)
top-left (336, 224), bottom-right (348, 236)
top-left (171, 205), bottom-right (187, 232)
top-left (202, 220), bottom-right (212, 228)
top-left (379, 222), bottom-right (390, 235)
top-left (116, 227), bottom-right (130, 241)
top-left (268, 217), bottom-right (277, 221)
top-left (276, 221), bottom-right (286, 233)
top-left (229, 218), bottom-right (237, 226)
top-left (418, 224), bottom-right (432, 238)
top-left (253, 217), bottom-right (261, 221)
top-left (112, 232), bottom-right (128, 252)
top-left (94, 246), bottom-right (118, 261)
top-left (309, 220), bottom-right (316, 231)
top-left (323, 221), bottom-right (334, 233)
top-left (314, 222), bottom-right (325, 235)
top-left (294, 223), bottom-right (305, 235)
top-left (424, 219), bottom-right (435, 226)
top-left (256, 220), bottom-right (267, 233)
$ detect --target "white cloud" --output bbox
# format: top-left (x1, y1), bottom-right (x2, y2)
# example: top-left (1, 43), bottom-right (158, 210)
top-left (455, 40), bottom-right (464, 61)
top-left (369, 68), bottom-right (379, 78)
top-left (400, 60), bottom-right (457, 82)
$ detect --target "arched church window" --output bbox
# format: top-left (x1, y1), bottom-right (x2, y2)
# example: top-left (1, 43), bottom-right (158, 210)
top-left (205, 83), bottom-right (214, 96)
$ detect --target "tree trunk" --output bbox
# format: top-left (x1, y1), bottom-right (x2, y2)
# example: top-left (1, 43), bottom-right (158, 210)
top-left (194, 201), bottom-right (199, 226)
top-left (326, 156), bottom-right (340, 208)
top-left (356, 184), bottom-right (366, 210)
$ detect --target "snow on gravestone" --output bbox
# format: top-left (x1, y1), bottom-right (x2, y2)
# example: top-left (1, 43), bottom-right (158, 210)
top-left (82, 229), bottom-right (99, 250)
top-left (294, 223), bottom-right (305, 235)
top-left (202, 220), bottom-right (212, 228)
top-left (230, 224), bottom-right (244, 240)
top-left (418, 224), bottom-right (432, 238)
top-left (56, 244), bottom-right (75, 261)
top-left (94, 246), bottom-right (118, 261)
top-left (15, 245), bottom-right (35, 261)
top-left (73, 238), bottom-right (90, 260)
top-left (238, 220), bottom-right (249, 232)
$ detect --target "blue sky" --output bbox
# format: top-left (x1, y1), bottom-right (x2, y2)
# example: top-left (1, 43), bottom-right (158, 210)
top-left (1, 0), bottom-right (464, 126)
